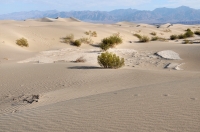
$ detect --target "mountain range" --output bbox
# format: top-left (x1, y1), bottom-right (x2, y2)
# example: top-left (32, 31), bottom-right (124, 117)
top-left (1, 6), bottom-right (200, 24)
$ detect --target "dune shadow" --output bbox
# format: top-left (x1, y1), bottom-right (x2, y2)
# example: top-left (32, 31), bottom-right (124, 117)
top-left (68, 66), bottom-right (101, 69)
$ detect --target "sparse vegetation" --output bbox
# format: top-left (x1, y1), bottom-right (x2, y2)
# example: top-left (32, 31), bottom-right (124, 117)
top-left (79, 37), bottom-right (93, 44)
top-left (194, 31), bottom-right (200, 35)
top-left (85, 30), bottom-right (97, 37)
top-left (150, 32), bottom-right (157, 36)
top-left (100, 33), bottom-right (123, 51)
top-left (63, 34), bottom-right (74, 44)
top-left (178, 34), bottom-right (187, 39)
top-left (170, 35), bottom-right (178, 40)
top-left (163, 29), bottom-right (171, 32)
top-left (151, 36), bottom-right (159, 41)
top-left (73, 40), bottom-right (81, 47)
top-left (183, 39), bottom-right (193, 44)
top-left (184, 30), bottom-right (194, 38)
top-left (97, 52), bottom-right (125, 69)
top-left (133, 34), bottom-right (142, 39)
top-left (139, 35), bottom-right (150, 42)
top-left (74, 56), bottom-right (86, 63)
top-left (16, 38), bottom-right (29, 47)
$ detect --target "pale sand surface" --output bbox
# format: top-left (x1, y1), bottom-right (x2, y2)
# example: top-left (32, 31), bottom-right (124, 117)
top-left (0, 18), bottom-right (200, 132)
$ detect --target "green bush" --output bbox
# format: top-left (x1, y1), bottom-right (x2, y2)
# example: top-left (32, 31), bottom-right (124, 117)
top-left (194, 31), bottom-right (200, 35)
top-left (100, 33), bottom-right (123, 51)
top-left (184, 30), bottom-right (194, 38)
top-left (139, 35), bottom-right (150, 42)
top-left (97, 52), bottom-right (125, 69)
top-left (16, 38), bottom-right (29, 47)
top-left (178, 34), bottom-right (187, 39)
top-left (73, 40), bottom-right (81, 47)
top-left (185, 28), bottom-right (192, 32)
top-left (170, 35), bottom-right (178, 40)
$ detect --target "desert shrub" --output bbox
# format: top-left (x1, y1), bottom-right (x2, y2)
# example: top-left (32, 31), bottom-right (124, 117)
top-left (170, 35), bottom-right (178, 40)
top-left (139, 35), bottom-right (150, 42)
top-left (97, 52), bottom-right (125, 69)
top-left (74, 56), bottom-right (86, 63)
top-left (151, 36), bottom-right (159, 41)
top-left (134, 34), bottom-right (142, 39)
top-left (185, 28), bottom-right (192, 32)
top-left (178, 34), bottom-right (187, 39)
top-left (194, 31), bottom-right (200, 35)
top-left (73, 40), bottom-right (81, 47)
top-left (184, 30), bottom-right (194, 38)
top-left (163, 29), bottom-right (171, 32)
top-left (16, 38), bottom-right (29, 47)
top-left (183, 39), bottom-right (193, 44)
top-left (100, 33), bottom-right (123, 51)
top-left (85, 30), bottom-right (97, 37)
top-left (150, 32), bottom-right (157, 36)
top-left (79, 37), bottom-right (93, 44)
top-left (63, 34), bottom-right (74, 44)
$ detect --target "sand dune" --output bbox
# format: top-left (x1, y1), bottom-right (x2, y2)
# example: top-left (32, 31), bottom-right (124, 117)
top-left (0, 18), bottom-right (200, 132)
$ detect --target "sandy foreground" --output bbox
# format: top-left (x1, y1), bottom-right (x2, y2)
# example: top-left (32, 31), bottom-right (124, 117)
top-left (0, 18), bottom-right (200, 132)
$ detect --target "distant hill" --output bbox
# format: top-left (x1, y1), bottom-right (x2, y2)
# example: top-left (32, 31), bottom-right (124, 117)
top-left (0, 6), bottom-right (200, 24)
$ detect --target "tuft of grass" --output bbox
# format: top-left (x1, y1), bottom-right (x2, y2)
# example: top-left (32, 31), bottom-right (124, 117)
top-left (163, 29), bottom-right (171, 32)
top-left (170, 35), bottom-right (178, 40)
top-left (151, 36), bottom-right (159, 41)
top-left (183, 39), bottom-right (193, 44)
top-left (97, 52), bottom-right (125, 69)
top-left (63, 34), bottom-right (74, 44)
top-left (184, 30), bottom-right (194, 38)
top-left (100, 33), bottom-right (123, 51)
top-left (178, 34), bottom-right (187, 39)
top-left (74, 56), bottom-right (86, 63)
top-left (79, 37), bottom-right (93, 44)
top-left (85, 30), bottom-right (97, 37)
top-left (139, 35), bottom-right (150, 42)
top-left (150, 32), bottom-right (157, 36)
top-left (133, 34), bottom-right (142, 39)
top-left (194, 31), bottom-right (200, 35)
top-left (16, 38), bottom-right (29, 47)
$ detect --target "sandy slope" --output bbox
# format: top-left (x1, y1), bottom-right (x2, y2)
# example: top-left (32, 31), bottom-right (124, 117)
top-left (0, 18), bottom-right (200, 132)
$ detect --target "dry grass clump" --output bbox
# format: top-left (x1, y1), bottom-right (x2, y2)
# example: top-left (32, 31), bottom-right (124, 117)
top-left (169, 29), bottom-right (194, 40)
top-left (151, 36), bottom-right (167, 42)
top-left (97, 52), bottom-right (125, 69)
top-left (100, 33), bottom-right (123, 51)
top-left (74, 56), bottom-right (86, 63)
top-left (133, 34), bottom-right (142, 39)
top-left (79, 37), bottom-right (93, 44)
top-left (73, 40), bottom-right (81, 47)
top-left (163, 29), bottom-right (171, 32)
top-left (139, 35), bottom-right (150, 42)
top-left (150, 32), bottom-right (157, 36)
top-left (85, 30), bottom-right (97, 37)
top-left (16, 38), bottom-right (29, 47)
top-left (194, 31), bottom-right (200, 35)
top-left (63, 34), bottom-right (74, 44)
top-left (183, 39), bottom-right (193, 44)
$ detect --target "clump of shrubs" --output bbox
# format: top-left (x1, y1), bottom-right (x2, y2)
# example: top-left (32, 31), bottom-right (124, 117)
top-left (183, 39), bottom-right (193, 44)
top-left (170, 35), bottom-right (178, 40)
top-left (16, 38), bottom-right (29, 47)
top-left (85, 30), bottom-right (97, 37)
top-left (150, 32), bottom-right (157, 36)
top-left (170, 28), bottom-right (194, 40)
top-left (63, 34), bottom-right (74, 44)
top-left (100, 33), bottom-right (123, 51)
top-left (97, 52), bottom-right (125, 69)
top-left (151, 36), bottom-right (167, 42)
top-left (73, 40), bottom-right (81, 47)
top-left (79, 37), bottom-right (93, 44)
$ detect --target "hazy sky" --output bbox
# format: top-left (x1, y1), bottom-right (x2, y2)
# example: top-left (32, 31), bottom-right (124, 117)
top-left (0, 0), bottom-right (200, 14)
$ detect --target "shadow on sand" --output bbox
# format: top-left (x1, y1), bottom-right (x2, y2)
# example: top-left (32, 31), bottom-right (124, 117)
top-left (68, 66), bottom-right (101, 69)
